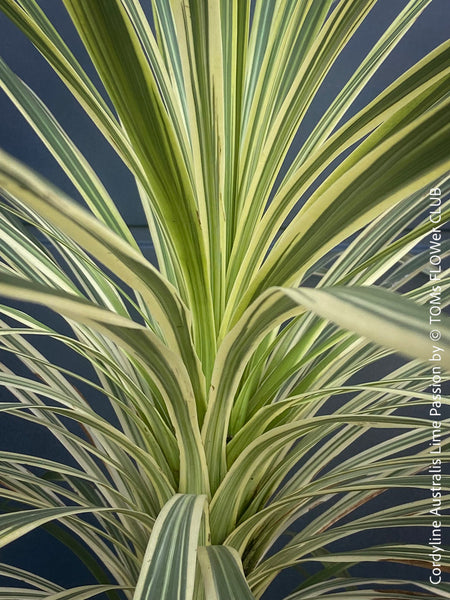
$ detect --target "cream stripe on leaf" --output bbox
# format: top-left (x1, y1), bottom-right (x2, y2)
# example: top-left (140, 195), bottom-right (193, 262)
top-left (198, 546), bottom-right (255, 600)
top-left (0, 0), bottom-right (145, 178)
top-left (132, 494), bottom-right (209, 600)
top-left (234, 0), bottom-right (378, 269)
top-left (204, 284), bottom-right (450, 494)
top-left (61, 0), bottom-right (216, 372)
top-left (0, 150), bottom-right (206, 413)
top-left (227, 95), bottom-right (450, 327)
top-left (0, 274), bottom-right (210, 497)
top-left (0, 58), bottom-right (136, 247)
top-left (45, 585), bottom-right (132, 600)
top-left (225, 41), bottom-right (450, 310)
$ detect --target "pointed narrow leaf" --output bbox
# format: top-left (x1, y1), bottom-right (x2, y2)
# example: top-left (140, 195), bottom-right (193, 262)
top-left (0, 57), bottom-right (135, 246)
top-left (46, 585), bottom-right (131, 600)
top-left (0, 149), bottom-right (206, 409)
top-left (198, 546), bottom-right (255, 600)
top-left (0, 274), bottom-right (210, 496)
top-left (284, 286), bottom-right (450, 369)
top-left (132, 494), bottom-right (209, 600)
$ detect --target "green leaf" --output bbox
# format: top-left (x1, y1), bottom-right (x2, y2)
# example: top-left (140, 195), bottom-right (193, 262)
top-left (197, 545), bottom-right (255, 600)
top-left (0, 57), bottom-right (135, 246)
top-left (0, 273), bottom-right (210, 497)
top-left (0, 563), bottom-right (63, 593)
top-left (284, 286), bottom-right (450, 369)
top-left (0, 149), bottom-right (206, 411)
top-left (132, 494), bottom-right (209, 600)
top-left (236, 0), bottom-right (376, 249)
top-left (0, 590), bottom-right (45, 599)
top-left (225, 42), bottom-right (450, 324)
top-left (61, 0), bottom-right (216, 370)
top-left (0, 0), bottom-right (141, 173)
top-left (284, 577), bottom-right (450, 599)
top-left (204, 284), bottom-right (450, 493)
top-left (46, 586), bottom-right (132, 600)
top-left (211, 413), bottom-right (428, 544)
top-left (227, 93), bottom-right (450, 325)
top-left (0, 505), bottom-right (136, 548)
top-left (0, 1), bottom-right (448, 597)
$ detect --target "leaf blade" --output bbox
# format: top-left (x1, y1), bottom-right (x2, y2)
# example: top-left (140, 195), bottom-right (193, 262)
top-left (132, 494), bottom-right (209, 600)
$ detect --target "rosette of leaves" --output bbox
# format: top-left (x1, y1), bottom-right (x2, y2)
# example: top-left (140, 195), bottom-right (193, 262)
top-left (0, 1), bottom-right (449, 599)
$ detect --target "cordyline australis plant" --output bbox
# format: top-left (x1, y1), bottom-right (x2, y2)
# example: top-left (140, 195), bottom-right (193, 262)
top-left (0, 0), bottom-right (449, 598)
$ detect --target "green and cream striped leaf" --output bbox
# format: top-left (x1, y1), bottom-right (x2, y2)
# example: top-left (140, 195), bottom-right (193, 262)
top-left (278, 332), bottom-right (430, 416)
top-left (225, 449), bottom-right (444, 557)
top-left (287, 0), bottom-right (432, 171)
top-left (218, 0), bottom-right (250, 263)
top-left (210, 413), bottom-right (429, 544)
top-left (1, 194), bottom-right (137, 324)
top-left (225, 41), bottom-right (450, 315)
top-left (236, 0), bottom-right (332, 238)
top-left (0, 332), bottom-right (179, 480)
top-left (60, 0), bottom-right (216, 369)
top-left (0, 0), bottom-right (205, 329)
top-left (245, 457), bottom-right (449, 567)
top-left (0, 451), bottom-right (141, 512)
top-left (236, 0), bottom-right (377, 246)
top-left (273, 39), bottom-right (448, 261)
top-left (316, 185), bottom-right (449, 287)
top-left (230, 243), bottom-right (443, 428)
top-left (0, 273), bottom-right (210, 497)
top-left (227, 92), bottom-right (450, 326)
top-left (280, 544), bottom-right (450, 567)
top-left (0, 354), bottom-right (143, 509)
top-left (249, 497), bottom-right (450, 595)
top-left (197, 545), bottom-right (255, 600)
top-left (46, 585), bottom-right (132, 600)
top-left (120, 0), bottom-right (193, 179)
top-left (0, 206), bottom-right (77, 293)
top-left (0, 396), bottom-right (161, 523)
top-left (204, 283), bottom-right (450, 493)
top-left (0, 505), bottom-right (150, 549)
top-left (281, 406), bottom-right (440, 499)
top-left (0, 373), bottom-right (176, 503)
top-left (0, 590), bottom-right (45, 599)
top-left (167, 0), bottom-right (230, 331)
top-left (236, 346), bottom-right (443, 530)
top-left (227, 382), bottom-right (440, 464)
top-left (132, 494), bottom-right (209, 600)
top-left (0, 150), bottom-right (206, 408)
top-left (0, 367), bottom-right (149, 525)
top-left (0, 307), bottom-right (179, 475)
top-left (328, 208), bottom-right (450, 291)
top-left (283, 578), bottom-right (450, 600)
top-left (0, 0), bottom-right (144, 177)
top-left (0, 584), bottom-right (131, 600)
top-left (0, 488), bottom-right (148, 581)
top-left (149, 0), bottom-right (189, 120)
top-left (0, 57), bottom-right (135, 246)
top-left (284, 574), bottom-right (450, 600)
top-left (0, 563), bottom-right (63, 593)
top-left (284, 286), bottom-right (450, 368)
top-left (0, 428), bottom-right (160, 528)
top-left (0, 198), bottom-right (165, 442)
top-left (0, 453), bottom-right (153, 580)
top-left (263, 363), bottom-right (442, 514)
top-left (0, 0), bottom-right (448, 596)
